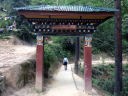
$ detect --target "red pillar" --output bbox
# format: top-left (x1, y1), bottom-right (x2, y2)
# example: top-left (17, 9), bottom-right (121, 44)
top-left (84, 35), bottom-right (92, 95)
top-left (35, 35), bottom-right (44, 91)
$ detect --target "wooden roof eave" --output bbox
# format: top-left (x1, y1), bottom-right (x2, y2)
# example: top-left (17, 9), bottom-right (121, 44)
top-left (95, 16), bottom-right (113, 27)
top-left (17, 10), bottom-right (114, 20)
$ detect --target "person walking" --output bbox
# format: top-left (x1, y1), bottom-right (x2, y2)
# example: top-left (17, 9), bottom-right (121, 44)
top-left (63, 57), bottom-right (69, 70)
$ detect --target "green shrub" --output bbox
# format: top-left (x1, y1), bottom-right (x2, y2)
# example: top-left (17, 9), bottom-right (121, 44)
top-left (44, 42), bottom-right (73, 77)
top-left (48, 43), bottom-right (67, 59)
top-left (44, 44), bottom-right (58, 78)
top-left (92, 64), bottom-right (128, 96)
top-left (14, 16), bottom-right (36, 43)
top-left (14, 24), bottom-right (35, 43)
top-left (92, 19), bottom-right (115, 55)
top-left (52, 36), bottom-right (75, 54)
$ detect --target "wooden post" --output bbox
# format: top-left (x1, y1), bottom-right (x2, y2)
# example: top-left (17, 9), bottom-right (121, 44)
top-left (84, 34), bottom-right (92, 95)
top-left (114, 0), bottom-right (122, 96)
top-left (35, 34), bottom-right (44, 91)
top-left (75, 37), bottom-right (80, 74)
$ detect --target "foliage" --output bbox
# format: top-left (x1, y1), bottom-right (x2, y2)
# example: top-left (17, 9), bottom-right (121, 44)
top-left (44, 44), bottom-right (58, 78)
top-left (44, 41), bottom-right (74, 77)
top-left (15, 25), bottom-right (35, 43)
top-left (0, 0), bottom-right (31, 15)
top-left (52, 36), bottom-right (75, 54)
top-left (14, 16), bottom-right (36, 43)
top-left (0, 19), bottom-right (12, 28)
top-left (92, 64), bottom-right (128, 96)
top-left (92, 19), bottom-right (115, 55)
top-left (122, 64), bottom-right (128, 95)
top-left (47, 43), bottom-right (70, 59)
top-left (122, 14), bottom-right (128, 54)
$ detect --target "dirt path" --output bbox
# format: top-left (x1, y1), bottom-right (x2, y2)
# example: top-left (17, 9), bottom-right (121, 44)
top-left (44, 64), bottom-right (85, 96)
top-left (3, 64), bottom-right (101, 96)
top-left (44, 64), bottom-right (101, 96)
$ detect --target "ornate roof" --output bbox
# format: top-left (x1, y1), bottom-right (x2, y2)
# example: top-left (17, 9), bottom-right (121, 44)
top-left (14, 5), bottom-right (116, 36)
top-left (15, 5), bottom-right (117, 12)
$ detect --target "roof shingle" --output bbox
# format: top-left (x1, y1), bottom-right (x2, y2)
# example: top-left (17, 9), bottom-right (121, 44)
top-left (15, 5), bottom-right (117, 12)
